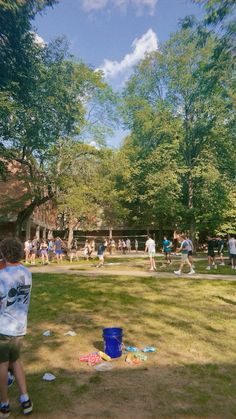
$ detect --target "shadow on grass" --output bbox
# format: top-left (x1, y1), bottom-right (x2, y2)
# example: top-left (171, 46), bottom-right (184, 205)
top-left (8, 362), bottom-right (236, 418)
top-left (11, 272), bottom-right (236, 417)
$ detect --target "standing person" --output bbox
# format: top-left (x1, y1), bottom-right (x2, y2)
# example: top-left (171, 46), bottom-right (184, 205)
top-left (122, 239), bottom-right (127, 254)
top-left (162, 236), bottom-right (172, 264)
top-left (54, 237), bottom-right (63, 264)
top-left (135, 239), bottom-right (138, 253)
top-left (30, 237), bottom-right (38, 266)
top-left (109, 239), bottom-right (116, 255)
top-left (96, 239), bottom-right (107, 268)
top-left (126, 238), bottom-right (131, 253)
top-left (227, 235), bottom-right (236, 269)
top-left (174, 234), bottom-right (195, 275)
top-left (118, 239), bottom-right (122, 253)
top-left (206, 236), bottom-right (217, 270)
top-left (24, 240), bottom-right (31, 265)
top-left (145, 235), bottom-right (156, 271)
top-left (217, 236), bottom-right (225, 265)
top-left (40, 240), bottom-right (49, 265)
top-left (0, 238), bottom-right (33, 417)
top-left (48, 238), bottom-right (54, 262)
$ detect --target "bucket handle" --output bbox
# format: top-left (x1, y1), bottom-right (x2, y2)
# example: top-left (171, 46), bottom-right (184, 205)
top-left (113, 336), bottom-right (125, 349)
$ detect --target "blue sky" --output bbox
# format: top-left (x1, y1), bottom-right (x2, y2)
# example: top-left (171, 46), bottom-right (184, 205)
top-left (34, 0), bottom-right (204, 145)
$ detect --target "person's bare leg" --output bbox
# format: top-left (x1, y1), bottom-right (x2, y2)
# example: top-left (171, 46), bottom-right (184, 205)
top-left (0, 361), bottom-right (9, 403)
top-left (10, 359), bottom-right (27, 395)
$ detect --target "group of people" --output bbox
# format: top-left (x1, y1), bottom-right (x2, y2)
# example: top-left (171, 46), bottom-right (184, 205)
top-left (23, 233), bottom-right (236, 273)
top-left (145, 233), bottom-right (236, 274)
top-left (24, 237), bottom-right (66, 265)
top-left (144, 233), bottom-right (194, 274)
top-left (206, 235), bottom-right (236, 270)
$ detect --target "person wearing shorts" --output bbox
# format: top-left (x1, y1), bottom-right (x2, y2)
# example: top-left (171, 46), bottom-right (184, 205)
top-left (30, 237), bottom-right (38, 265)
top-left (174, 234), bottom-right (195, 276)
top-left (96, 239), bottom-right (107, 268)
top-left (228, 235), bottom-right (236, 269)
top-left (145, 235), bottom-right (156, 271)
top-left (206, 236), bottom-right (217, 270)
top-left (0, 238), bottom-right (33, 417)
top-left (54, 237), bottom-right (63, 263)
top-left (186, 236), bottom-right (195, 268)
top-left (40, 240), bottom-right (49, 265)
top-left (162, 236), bottom-right (172, 264)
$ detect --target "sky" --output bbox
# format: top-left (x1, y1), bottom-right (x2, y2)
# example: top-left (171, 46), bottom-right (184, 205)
top-left (34, 0), bottom-right (204, 146)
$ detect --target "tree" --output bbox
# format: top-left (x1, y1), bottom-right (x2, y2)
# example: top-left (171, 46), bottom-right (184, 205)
top-left (0, 0), bottom-right (119, 237)
top-left (51, 139), bottom-right (127, 247)
top-left (121, 16), bottom-right (235, 238)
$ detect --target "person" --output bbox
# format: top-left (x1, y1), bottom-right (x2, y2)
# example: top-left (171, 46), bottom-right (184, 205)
top-left (30, 237), bottom-right (38, 265)
top-left (54, 237), bottom-right (63, 263)
top-left (40, 240), bottom-right (49, 265)
top-left (227, 235), bottom-right (236, 269)
top-left (96, 239), bottom-right (107, 268)
top-left (109, 239), bottom-right (116, 255)
top-left (83, 240), bottom-right (89, 260)
top-left (162, 236), bottom-right (172, 264)
top-left (174, 234), bottom-right (195, 275)
top-left (217, 236), bottom-right (225, 265)
top-left (118, 239), bottom-right (122, 253)
top-left (24, 240), bottom-right (31, 265)
top-left (121, 239), bottom-right (127, 254)
top-left (126, 238), bottom-right (131, 253)
top-left (145, 235), bottom-right (156, 271)
top-left (135, 239), bottom-right (138, 253)
top-left (0, 238), bottom-right (33, 417)
top-left (186, 235), bottom-right (194, 268)
top-left (90, 239), bottom-right (95, 256)
top-left (48, 238), bottom-right (54, 261)
top-left (206, 236), bottom-right (217, 270)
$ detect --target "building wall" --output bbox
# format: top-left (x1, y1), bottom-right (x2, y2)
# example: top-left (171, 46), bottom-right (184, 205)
top-left (0, 160), bottom-right (57, 239)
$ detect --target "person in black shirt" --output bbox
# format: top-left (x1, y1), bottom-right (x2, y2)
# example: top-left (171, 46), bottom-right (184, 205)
top-left (206, 236), bottom-right (217, 270)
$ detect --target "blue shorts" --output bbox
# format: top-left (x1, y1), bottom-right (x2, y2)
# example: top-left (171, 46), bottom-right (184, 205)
top-left (55, 249), bottom-right (62, 255)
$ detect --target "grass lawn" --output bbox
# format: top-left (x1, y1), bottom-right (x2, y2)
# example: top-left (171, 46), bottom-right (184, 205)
top-left (10, 273), bottom-right (236, 418)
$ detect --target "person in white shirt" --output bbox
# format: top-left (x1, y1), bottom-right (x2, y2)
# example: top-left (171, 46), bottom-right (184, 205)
top-left (0, 238), bottom-right (33, 416)
top-left (145, 235), bottom-right (156, 271)
top-left (227, 235), bottom-right (236, 269)
top-left (24, 240), bottom-right (31, 264)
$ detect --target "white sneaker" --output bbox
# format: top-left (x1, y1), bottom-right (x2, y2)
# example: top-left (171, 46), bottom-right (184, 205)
top-left (213, 264), bottom-right (217, 269)
top-left (206, 266), bottom-right (211, 270)
top-left (188, 269), bottom-right (195, 275)
top-left (219, 263), bottom-right (225, 266)
top-left (174, 270), bottom-right (181, 275)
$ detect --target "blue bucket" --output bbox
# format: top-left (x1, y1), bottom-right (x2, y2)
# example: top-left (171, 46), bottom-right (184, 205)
top-left (103, 327), bottom-right (123, 358)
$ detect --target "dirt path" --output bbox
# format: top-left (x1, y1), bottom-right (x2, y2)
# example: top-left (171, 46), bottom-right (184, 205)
top-left (29, 264), bottom-right (236, 281)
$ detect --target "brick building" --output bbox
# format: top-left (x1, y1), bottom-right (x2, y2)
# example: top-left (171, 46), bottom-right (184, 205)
top-left (0, 160), bottom-right (57, 240)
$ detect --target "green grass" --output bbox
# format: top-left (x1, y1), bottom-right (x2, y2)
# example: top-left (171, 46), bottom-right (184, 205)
top-left (8, 272), bottom-right (236, 418)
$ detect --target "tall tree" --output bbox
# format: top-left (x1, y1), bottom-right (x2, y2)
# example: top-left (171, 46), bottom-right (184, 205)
top-left (122, 16), bottom-right (235, 237)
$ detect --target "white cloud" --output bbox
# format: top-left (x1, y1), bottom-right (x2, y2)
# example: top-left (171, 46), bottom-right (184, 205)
top-left (81, 0), bottom-right (157, 14)
top-left (30, 31), bottom-right (46, 47)
top-left (98, 29), bottom-right (158, 80)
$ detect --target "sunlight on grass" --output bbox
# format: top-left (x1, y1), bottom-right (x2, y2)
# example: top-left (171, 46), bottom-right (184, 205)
top-left (13, 273), bottom-right (236, 418)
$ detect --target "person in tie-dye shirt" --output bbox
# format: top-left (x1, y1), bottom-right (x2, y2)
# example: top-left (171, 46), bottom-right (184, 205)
top-left (0, 238), bottom-right (33, 417)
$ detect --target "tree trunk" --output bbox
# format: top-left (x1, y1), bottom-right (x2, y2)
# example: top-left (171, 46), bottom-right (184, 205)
top-left (67, 227), bottom-right (74, 249)
top-left (14, 195), bottom-right (52, 240)
top-left (188, 173), bottom-right (196, 251)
